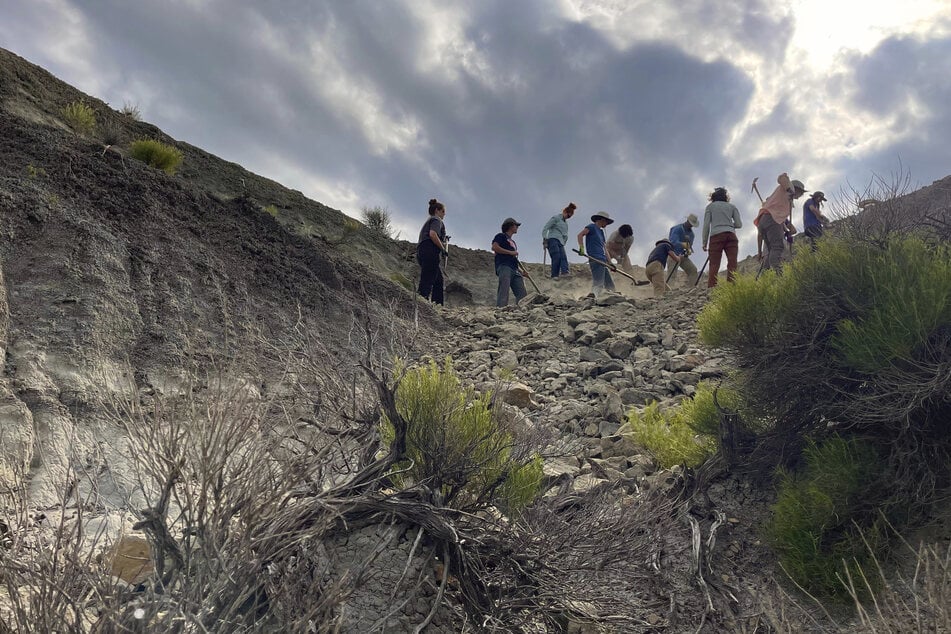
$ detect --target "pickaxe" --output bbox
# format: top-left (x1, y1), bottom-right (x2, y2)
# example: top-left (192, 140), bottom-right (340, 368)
top-left (571, 249), bottom-right (649, 285)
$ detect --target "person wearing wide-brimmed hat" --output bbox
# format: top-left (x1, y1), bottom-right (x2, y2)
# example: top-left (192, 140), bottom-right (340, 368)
top-left (802, 190), bottom-right (829, 251)
top-left (667, 213), bottom-right (699, 287)
top-left (755, 173), bottom-right (806, 271)
top-left (577, 211), bottom-right (616, 296)
top-left (492, 217), bottom-right (527, 307)
top-left (645, 239), bottom-right (682, 297)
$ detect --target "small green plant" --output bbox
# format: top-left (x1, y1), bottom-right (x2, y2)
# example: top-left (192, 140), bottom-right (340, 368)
top-left (62, 100), bottom-right (97, 135)
top-left (362, 205), bottom-right (395, 239)
top-left (381, 357), bottom-right (542, 514)
top-left (46, 194), bottom-right (60, 209)
top-left (264, 204), bottom-right (279, 217)
top-left (129, 138), bottom-right (183, 175)
top-left (626, 399), bottom-right (716, 469)
top-left (120, 101), bottom-right (141, 120)
top-left (389, 272), bottom-right (413, 291)
top-left (768, 437), bottom-right (888, 601)
top-left (98, 119), bottom-right (123, 146)
top-left (26, 164), bottom-right (47, 179)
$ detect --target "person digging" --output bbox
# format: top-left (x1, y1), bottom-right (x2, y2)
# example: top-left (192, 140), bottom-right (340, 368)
top-left (492, 217), bottom-right (528, 307)
top-left (667, 213), bottom-right (699, 287)
top-left (753, 173), bottom-right (806, 273)
top-left (645, 239), bottom-right (682, 297)
top-left (576, 211), bottom-right (616, 298)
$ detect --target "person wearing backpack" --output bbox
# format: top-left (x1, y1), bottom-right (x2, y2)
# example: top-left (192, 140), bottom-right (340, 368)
top-left (416, 198), bottom-right (448, 305)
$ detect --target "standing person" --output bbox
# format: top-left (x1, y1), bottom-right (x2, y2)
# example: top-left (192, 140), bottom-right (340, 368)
top-left (416, 198), bottom-right (448, 305)
top-left (667, 214), bottom-right (699, 286)
top-left (701, 187), bottom-right (743, 287)
top-left (577, 211), bottom-right (616, 297)
top-left (492, 218), bottom-right (527, 307)
top-left (542, 202), bottom-right (576, 279)
top-left (803, 191), bottom-right (829, 251)
top-left (756, 173), bottom-right (805, 271)
top-left (645, 239), bottom-right (682, 297)
top-left (606, 224), bottom-right (635, 275)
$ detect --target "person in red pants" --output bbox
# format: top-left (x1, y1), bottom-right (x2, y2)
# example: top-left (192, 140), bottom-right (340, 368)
top-left (701, 187), bottom-right (743, 287)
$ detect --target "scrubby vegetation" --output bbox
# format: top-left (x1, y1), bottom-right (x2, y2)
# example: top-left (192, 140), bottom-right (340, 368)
top-left (129, 138), bottom-right (183, 174)
top-left (697, 227), bottom-right (951, 602)
top-left (382, 357), bottom-right (542, 514)
top-left (120, 101), bottom-right (141, 120)
top-left (362, 205), bottom-right (395, 239)
top-left (768, 437), bottom-right (888, 600)
top-left (62, 100), bottom-right (96, 134)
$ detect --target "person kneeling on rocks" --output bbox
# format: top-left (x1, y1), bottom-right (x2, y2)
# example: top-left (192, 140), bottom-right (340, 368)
top-left (645, 239), bottom-right (682, 297)
top-left (492, 217), bottom-right (527, 307)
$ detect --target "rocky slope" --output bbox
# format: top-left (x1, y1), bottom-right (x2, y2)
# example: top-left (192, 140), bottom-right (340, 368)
top-left (2, 46), bottom-right (949, 632)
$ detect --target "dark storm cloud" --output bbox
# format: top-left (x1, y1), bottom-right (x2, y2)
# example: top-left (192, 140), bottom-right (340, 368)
top-left (4, 1), bottom-right (759, 261)
top-left (834, 32), bottom-right (951, 189)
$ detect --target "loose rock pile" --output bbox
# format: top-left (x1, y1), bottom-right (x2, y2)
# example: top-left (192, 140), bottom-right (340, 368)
top-left (430, 287), bottom-right (726, 493)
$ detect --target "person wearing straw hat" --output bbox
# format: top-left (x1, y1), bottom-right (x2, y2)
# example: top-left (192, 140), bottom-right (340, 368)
top-left (492, 217), bottom-right (528, 307)
top-left (667, 213), bottom-right (699, 287)
top-left (577, 211), bottom-right (616, 297)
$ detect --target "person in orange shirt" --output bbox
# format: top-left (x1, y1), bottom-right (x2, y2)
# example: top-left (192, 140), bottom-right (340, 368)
top-left (755, 173), bottom-right (805, 271)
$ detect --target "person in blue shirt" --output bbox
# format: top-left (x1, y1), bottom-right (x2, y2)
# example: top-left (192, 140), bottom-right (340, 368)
top-left (541, 202), bottom-right (576, 279)
top-left (492, 218), bottom-right (527, 307)
top-left (576, 211), bottom-right (615, 297)
top-left (802, 191), bottom-right (829, 251)
top-left (645, 239), bottom-right (683, 297)
top-left (667, 214), bottom-right (699, 287)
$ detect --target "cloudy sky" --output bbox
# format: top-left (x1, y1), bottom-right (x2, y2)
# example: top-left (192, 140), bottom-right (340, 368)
top-left (3, 0), bottom-right (950, 262)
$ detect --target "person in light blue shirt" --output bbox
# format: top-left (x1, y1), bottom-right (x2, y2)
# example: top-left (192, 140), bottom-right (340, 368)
top-left (667, 213), bottom-right (699, 286)
top-left (541, 202), bottom-right (575, 278)
top-left (576, 211), bottom-right (615, 296)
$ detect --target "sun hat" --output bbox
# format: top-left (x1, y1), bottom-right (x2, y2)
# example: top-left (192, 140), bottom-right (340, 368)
top-left (790, 179), bottom-right (806, 193)
top-left (687, 213), bottom-right (699, 227)
top-left (501, 217), bottom-right (521, 231)
top-left (655, 239), bottom-right (672, 246)
top-left (591, 211), bottom-right (614, 224)
top-left (812, 191), bottom-right (826, 202)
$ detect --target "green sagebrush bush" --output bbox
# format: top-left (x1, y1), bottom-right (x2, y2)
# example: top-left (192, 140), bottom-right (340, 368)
top-left (697, 236), bottom-right (951, 460)
top-left (129, 138), bottom-right (183, 174)
top-left (62, 100), bottom-right (97, 135)
top-left (362, 205), bottom-right (395, 239)
top-left (381, 357), bottom-right (542, 514)
top-left (626, 381), bottom-right (734, 468)
top-left (768, 437), bottom-right (888, 601)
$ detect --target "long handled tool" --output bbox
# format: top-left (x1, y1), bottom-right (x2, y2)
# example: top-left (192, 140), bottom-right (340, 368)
top-left (695, 256), bottom-right (709, 287)
top-left (571, 249), bottom-right (649, 285)
top-left (666, 261), bottom-right (680, 284)
top-left (517, 261), bottom-right (541, 294)
top-left (752, 178), bottom-right (770, 280)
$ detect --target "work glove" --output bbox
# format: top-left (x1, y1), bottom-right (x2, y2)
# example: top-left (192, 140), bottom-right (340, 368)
top-left (578, 246), bottom-right (585, 256)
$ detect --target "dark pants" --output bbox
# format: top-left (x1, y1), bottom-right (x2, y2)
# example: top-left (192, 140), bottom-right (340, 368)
top-left (707, 231), bottom-right (738, 287)
top-left (546, 238), bottom-right (569, 277)
top-left (417, 242), bottom-right (444, 305)
top-left (759, 214), bottom-right (786, 272)
top-left (804, 224), bottom-right (823, 251)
